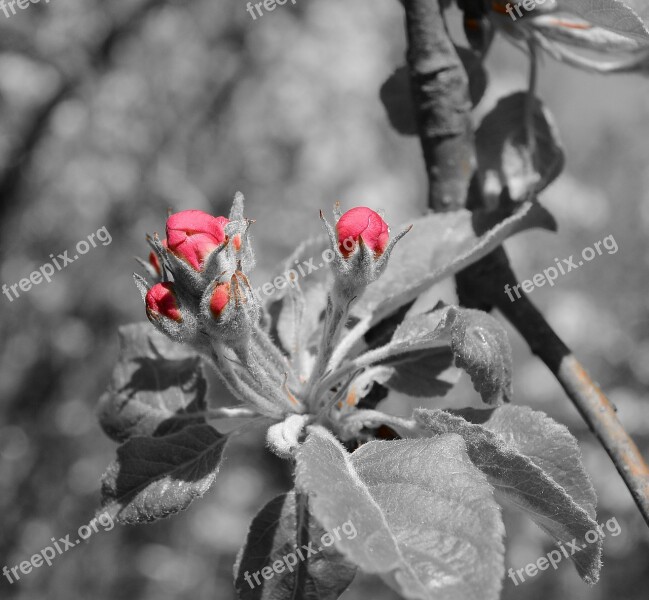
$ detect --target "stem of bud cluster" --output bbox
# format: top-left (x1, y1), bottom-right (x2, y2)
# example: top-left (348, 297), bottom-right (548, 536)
top-left (233, 344), bottom-right (302, 413)
top-left (249, 341), bottom-right (302, 410)
top-left (283, 289), bottom-right (307, 374)
top-left (305, 285), bottom-right (353, 410)
top-left (249, 342), bottom-right (284, 386)
top-left (314, 368), bottom-right (362, 423)
top-left (253, 327), bottom-right (296, 385)
top-left (326, 314), bottom-right (372, 374)
top-left (209, 347), bottom-right (285, 418)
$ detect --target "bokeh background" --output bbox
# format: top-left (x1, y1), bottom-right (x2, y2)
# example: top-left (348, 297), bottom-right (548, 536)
top-left (1, 1), bottom-right (648, 599)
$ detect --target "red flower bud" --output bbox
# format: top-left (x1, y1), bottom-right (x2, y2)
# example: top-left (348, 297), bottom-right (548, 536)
top-left (166, 210), bottom-right (229, 270)
top-left (146, 282), bottom-right (182, 322)
top-left (336, 207), bottom-right (389, 258)
top-left (210, 282), bottom-right (231, 318)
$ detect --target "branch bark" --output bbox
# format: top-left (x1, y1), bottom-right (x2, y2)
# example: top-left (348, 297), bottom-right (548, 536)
top-left (403, 0), bottom-right (475, 211)
top-left (402, 0), bottom-right (649, 527)
top-left (457, 248), bottom-right (649, 526)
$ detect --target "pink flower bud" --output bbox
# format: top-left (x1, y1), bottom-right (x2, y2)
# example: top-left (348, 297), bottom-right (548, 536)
top-left (336, 207), bottom-right (389, 258)
top-left (166, 210), bottom-right (229, 270)
top-left (146, 282), bottom-right (182, 322)
top-left (210, 282), bottom-right (231, 318)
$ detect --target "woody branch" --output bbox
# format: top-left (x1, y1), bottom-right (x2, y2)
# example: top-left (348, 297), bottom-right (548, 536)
top-left (402, 0), bottom-right (649, 527)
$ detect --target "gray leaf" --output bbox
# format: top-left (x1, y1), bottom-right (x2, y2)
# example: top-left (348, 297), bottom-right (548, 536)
top-left (415, 408), bottom-right (602, 583)
top-left (445, 307), bottom-right (513, 405)
top-left (98, 323), bottom-right (207, 442)
top-left (476, 92), bottom-right (564, 204)
top-left (234, 491), bottom-right (356, 600)
top-left (296, 426), bottom-right (505, 600)
top-left (101, 424), bottom-right (228, 524)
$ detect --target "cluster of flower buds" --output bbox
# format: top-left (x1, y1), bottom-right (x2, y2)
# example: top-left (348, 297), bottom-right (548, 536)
top-left (133, 194), bottom-right (305, 419)
top-left (133, 197), bottom-right (409, 424)
top-left (320, 205), bottom-right (410, 301)
top-left (134, 194), bottom-right (257, 351)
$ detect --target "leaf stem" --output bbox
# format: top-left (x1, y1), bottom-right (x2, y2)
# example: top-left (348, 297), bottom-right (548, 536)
top-left (316, 336), bottom-right (449, 401)
top-left (209, 346), bottom-right (286, 418)
top-left (305, 289), bottom-right (352, 408)
top-left (233, 344), bottom-right (303, 413)
top-left (327, 315), bottom-right (372, 373)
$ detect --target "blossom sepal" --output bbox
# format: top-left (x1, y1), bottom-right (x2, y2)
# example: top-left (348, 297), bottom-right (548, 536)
top-left (136, 277), bottom-right (199, 344)
top-left (151, 232), bottom-right (207, 298)
top-left (133, 273), bottom-right (198, 345)
top-left (200, 271), bottom-right (261, 353)
top-left (200, 218), bottom-right (254, 282)
top-left (134, 236), bottom-right (167, 282)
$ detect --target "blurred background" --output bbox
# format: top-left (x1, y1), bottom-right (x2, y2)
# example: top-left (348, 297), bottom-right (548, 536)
top-left (0, 0), bottom-right (648, 599)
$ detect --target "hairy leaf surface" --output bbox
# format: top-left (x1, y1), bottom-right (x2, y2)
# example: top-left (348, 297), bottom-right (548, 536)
top-left (295, 426), bottom-right (505, 600)
top-left (451, 405), bottom-right (596, 517)
top-left (356, 306), bottom-right (511, 403)
top-left (375, 309), bottom-right (457, 398)
top-left (415, 408), bottom-right (602, 583)
top-left (234, 492), bottom-right (356, 600)
top-left (444, 307), bottom-right (513, 405)
top-left (101, 424), bottom-right (228, 524)
top-left (98, 323), bottom-right (207, 442)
